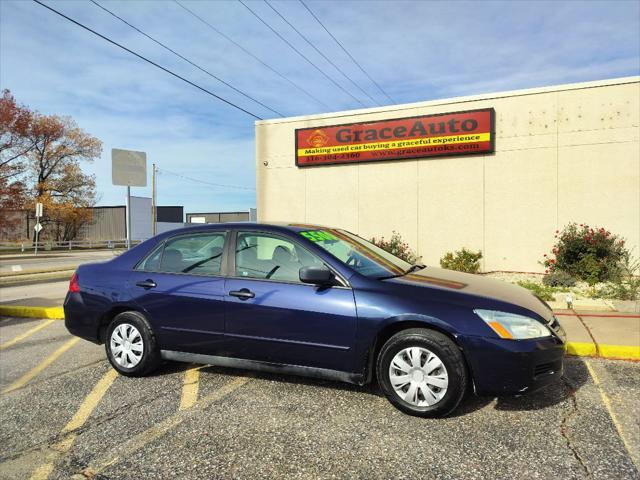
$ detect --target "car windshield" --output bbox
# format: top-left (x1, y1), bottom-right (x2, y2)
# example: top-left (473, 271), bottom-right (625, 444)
top-left (298, 229), bottom-right (413, 279)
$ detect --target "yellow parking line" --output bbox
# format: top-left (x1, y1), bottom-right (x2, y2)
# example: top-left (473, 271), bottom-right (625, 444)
top-left (2, 337), bottom-right (80, 394)
top-left (0, 319), bottom-right (56, 351)
top-left (179, 366), bottom-right (201, 411)
top-left (82, 376), bottom-right (250, 477)
top-left (585, 360), bottom-right (639, 471)
top-left (29, 368), bottom-right (120, 480)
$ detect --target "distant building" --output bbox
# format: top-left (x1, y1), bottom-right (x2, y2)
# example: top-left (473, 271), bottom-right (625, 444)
top-left (1, 198), bottom-right (185, 242)
top-left (78, 197), bottom-right (185, 241)
top-left (186, 209), bottom-right (256, 224)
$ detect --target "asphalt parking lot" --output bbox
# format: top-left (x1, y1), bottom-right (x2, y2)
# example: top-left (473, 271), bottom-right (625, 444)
top-left (0, 317), bottom-right (638, 480)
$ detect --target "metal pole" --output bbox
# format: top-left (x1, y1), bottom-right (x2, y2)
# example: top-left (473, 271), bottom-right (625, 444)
top-left (34, 212), bottom-right (40, 256)
top-left (152, 163), bottom-right (157, 236)
top-left (126, 185), bottom-right (131, 249)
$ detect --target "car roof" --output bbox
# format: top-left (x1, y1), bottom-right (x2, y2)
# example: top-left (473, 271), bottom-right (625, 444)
top-left (165, 222), bottom-right (331, 235)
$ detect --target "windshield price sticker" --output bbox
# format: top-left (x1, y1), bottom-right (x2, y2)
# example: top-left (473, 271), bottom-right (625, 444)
top-left (300, 230), bottom-right (338, 242)
top-left (295, 108), bottom-right (494, 167)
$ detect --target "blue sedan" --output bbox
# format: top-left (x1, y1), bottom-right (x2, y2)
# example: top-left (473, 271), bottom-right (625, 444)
top-left (64, 223), bottom-right (566, 417)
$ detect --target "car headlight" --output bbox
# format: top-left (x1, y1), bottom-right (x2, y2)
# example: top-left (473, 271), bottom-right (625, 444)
top-left (474, 309), bottom-right (552, 340)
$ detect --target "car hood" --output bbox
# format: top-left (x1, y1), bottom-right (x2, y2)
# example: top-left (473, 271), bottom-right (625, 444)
top-left (386, 267), bottom-right (553, 321)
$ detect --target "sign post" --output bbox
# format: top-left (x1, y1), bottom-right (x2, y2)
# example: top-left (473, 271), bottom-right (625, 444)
top-left (34, 202), bottom-right (43, 256)
top-left (112, 149), bottom-right (147, 249)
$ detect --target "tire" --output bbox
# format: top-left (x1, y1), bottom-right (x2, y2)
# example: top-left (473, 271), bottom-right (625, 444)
top-left (105, 311), bottom-right (161, 377)
top-left (376, 328), bottom-right (468, 418)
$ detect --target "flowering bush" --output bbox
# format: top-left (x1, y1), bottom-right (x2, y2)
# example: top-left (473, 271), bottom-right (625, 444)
top-left (542, 223), bottom-right (627, 285)
top-left (371, 231), bottom-right (421, 264)
top-left (592, 253), bottom-right (640, 301)
top-left (440, 248), bottom-right (482, 274)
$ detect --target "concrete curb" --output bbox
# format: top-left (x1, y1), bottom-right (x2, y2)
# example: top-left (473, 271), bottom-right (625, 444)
top-left (0, 267), bottom-right (78, 278)
top-left (0, 306), bottom-right (65, 320)
top-left (0, 270), bottom-right (74, 287)
top-left (0, 306), bottom-right (638, 360)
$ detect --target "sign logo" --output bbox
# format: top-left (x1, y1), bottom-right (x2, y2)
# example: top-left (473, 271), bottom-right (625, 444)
top-left (295, 108), bottom-right (495, 167)
top-left (307, 129), bottom-right (329, 148)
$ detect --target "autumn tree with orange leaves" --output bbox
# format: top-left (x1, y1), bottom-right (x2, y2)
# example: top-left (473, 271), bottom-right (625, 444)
top-left (0, 89), bottom-right (102, 241)
top-left (0, 89), bottom-right (33, 236)
top-left (26, 113), bottom-right (102, 241)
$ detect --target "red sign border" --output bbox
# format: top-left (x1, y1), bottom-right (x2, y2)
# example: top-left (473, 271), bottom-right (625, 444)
top-left (295, 107), bottom-right (496, 168)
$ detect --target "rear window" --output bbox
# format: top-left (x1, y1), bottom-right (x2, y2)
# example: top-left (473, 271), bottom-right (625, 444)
top-left (136, 232), bottom-right (227, 276)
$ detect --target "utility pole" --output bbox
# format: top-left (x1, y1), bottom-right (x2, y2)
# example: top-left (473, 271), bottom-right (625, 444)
top-left (152, 163), bottom-right (157, 236)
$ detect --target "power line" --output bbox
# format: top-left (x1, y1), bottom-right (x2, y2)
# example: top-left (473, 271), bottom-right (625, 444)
top-left (237, 0), bottom-right (366, 108)
top-left (174, 0), bottom-right (331, 111)
top-left (299, 0), bottom-right (395, 105)
top-left (32, 0), bottom-right (263, 120)
top-left (90, 0), bottom-right (283, 117)
top-left (158, 167), bottom-right (255, 191)
top-left (264, 0), bottom-right (379, 107)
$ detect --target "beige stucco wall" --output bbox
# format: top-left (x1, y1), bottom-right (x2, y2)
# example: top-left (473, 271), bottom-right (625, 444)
top-left (256, 77), bottom-right (640, 272)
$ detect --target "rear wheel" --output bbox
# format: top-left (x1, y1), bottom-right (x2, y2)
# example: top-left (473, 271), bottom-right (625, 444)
top-left (376, 328), bottom-right (467, 417)
top-left (105, 311), bottom-right (161, 377)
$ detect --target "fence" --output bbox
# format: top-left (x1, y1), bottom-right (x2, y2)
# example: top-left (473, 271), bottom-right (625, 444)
top-left (0, 239), bottom-right (142, 253)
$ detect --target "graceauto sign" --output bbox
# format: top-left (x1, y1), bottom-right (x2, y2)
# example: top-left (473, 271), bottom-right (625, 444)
top-left (295, 108), bottom-right (495, 167)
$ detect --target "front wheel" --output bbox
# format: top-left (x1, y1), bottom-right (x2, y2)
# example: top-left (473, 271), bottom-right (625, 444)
top-left (105, 311), bottom-right (161, 377)
top-left (376, 328), bottom-right (468, 417)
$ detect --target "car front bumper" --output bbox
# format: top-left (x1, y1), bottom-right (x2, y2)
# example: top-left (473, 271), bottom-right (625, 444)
top-left (459, 331), bottom-right (566, 396)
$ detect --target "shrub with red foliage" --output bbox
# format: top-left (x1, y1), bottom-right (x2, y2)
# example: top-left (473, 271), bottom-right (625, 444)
top-left (542, 223), bottom-right (628, 285)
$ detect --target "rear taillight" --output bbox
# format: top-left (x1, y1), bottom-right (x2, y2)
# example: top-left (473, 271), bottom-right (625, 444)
top-left (69, 272), bottom-right (80, 293)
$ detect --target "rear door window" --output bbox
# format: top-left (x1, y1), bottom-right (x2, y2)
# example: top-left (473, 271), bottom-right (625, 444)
top-left (156, 232), bottom-right (227, 275)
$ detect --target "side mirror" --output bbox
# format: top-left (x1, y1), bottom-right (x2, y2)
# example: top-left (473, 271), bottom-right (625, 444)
top-left (299, 266), bottom-right (334, 286)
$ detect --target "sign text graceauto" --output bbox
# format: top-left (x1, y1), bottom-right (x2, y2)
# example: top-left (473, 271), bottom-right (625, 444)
top-left (295, 108), bottom-right (494, 167)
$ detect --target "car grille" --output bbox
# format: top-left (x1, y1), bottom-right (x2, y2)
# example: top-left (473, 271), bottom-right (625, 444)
top-left (534, 360), bottom-right (562, 378)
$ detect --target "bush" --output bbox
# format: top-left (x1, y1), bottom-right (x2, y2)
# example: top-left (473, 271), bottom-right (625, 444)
top-left (542, 223), bottom-right (627, 285)
top-left (371, 231), bottom-right (421, 264)
top-left (517, 281), bottom-right (556, 301)
top-left (592, 253), bottom-right (640, 301)
top-left (542, 271), bottom-right (577, 288)
top-left (439, 248), bottom-right (482, 274)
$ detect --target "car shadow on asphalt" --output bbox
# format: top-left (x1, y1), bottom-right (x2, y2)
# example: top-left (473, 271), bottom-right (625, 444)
top-left (148, 356), bottom-right (590, 417)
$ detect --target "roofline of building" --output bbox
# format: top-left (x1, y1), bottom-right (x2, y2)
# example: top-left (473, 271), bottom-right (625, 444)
top-left (186, 211), bottom-right (251, 215)
top-left (92, 205), bottom-right (184, 209)
top-left (255, 75), bottom-right (640, 126)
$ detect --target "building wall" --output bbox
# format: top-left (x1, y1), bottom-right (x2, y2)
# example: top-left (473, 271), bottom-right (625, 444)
top-left (256, 77), bottom-right (640, 272)
top-left (186, 212), bottom-right (251, 224)
top-left (78, 207), bottom-right (125, 241)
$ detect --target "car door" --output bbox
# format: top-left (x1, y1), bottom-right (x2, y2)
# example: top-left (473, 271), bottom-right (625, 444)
top-left (224, 230), bottom-right (358, 373)
top-left (129, 230), bottom-right (229, 354)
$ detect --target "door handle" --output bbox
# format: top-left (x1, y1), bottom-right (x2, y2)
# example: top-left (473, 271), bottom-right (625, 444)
top-left (229, 288), bottom-right (255, 300)
top-left (136, 279), bottom-right (157, 289)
